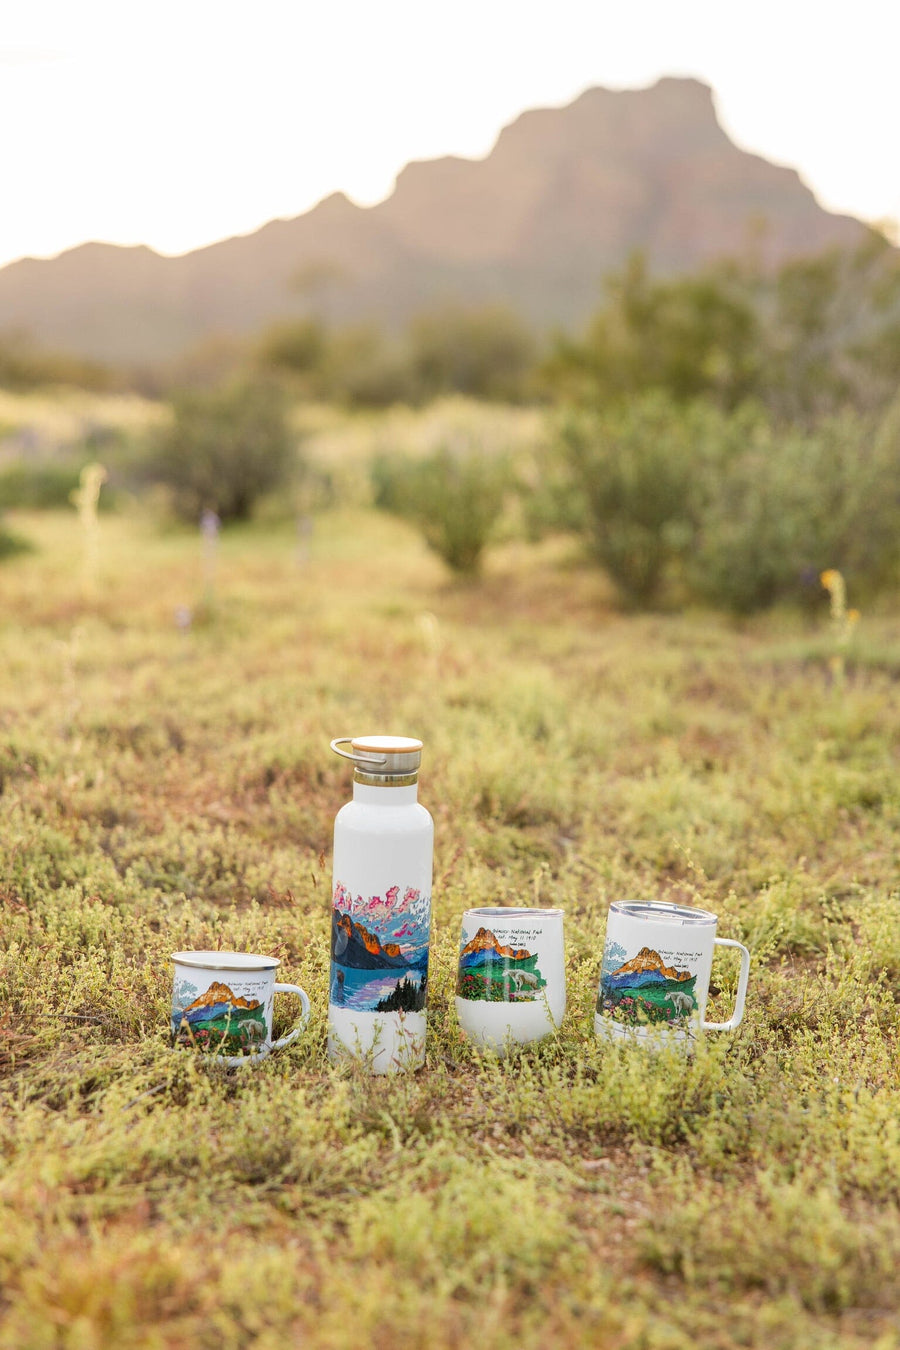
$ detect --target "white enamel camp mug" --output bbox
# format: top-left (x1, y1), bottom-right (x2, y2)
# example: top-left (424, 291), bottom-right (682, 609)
top-left (455, 906), bottom-right (565, 1054)
top-left (171, 951), bottom-right (309, 1067)
top-left (594, 902), bottom-right (750, 1045)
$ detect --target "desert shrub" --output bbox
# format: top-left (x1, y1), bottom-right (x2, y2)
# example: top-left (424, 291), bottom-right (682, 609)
top-left (372, 439), bottom-right (510, 575)
top-left (0, 333), bottom-right (115, 392)
top-left (542, 253), bottom-right (762, 412)
top-left (257, 320), bottom-right (416, 408)
top-left (687, 402), bottom-right (900, 612)
top-left (516, 440), bottom-right (588, 543)
top-left (0, 519), bottom-right (34, 560)
top-left (0, 462), bottom-right (84, 510)
top-left (321, 327), bottom-right (416, 408)
top-left (258, 306), bottom-right (540, 408)
top-left (685, 424), bottom-right (828, 613)
top-left (146, 378), bottom-right (296, 522)
top-left (154, 334), bottom-right (250, 394)
top-left (541, 392), bottom-right (900, 612)
top-left (543, 239), bottom-right (900, 421)
top-left (257, 317), bottom-right (328, 382)
top-left (407, 305), bottom-right (538, 403)
top-left (765, 236), bottom-right (900, 421)
top-left (552, 393), bottom-right (706, 605)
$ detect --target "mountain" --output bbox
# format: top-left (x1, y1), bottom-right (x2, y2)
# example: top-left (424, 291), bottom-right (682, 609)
top-left (331, 911), bottom-right (423, 970)
top-left (0, 78), bottom-right (875, 364)
top-left (459, 927), bottom-right (530, 963)
top-left (183, 982), bottom-right (262, 1013)
top-left (604, 947), bottom-right (694, 990)
top-left (175, 980), bottom-right (265, 1028)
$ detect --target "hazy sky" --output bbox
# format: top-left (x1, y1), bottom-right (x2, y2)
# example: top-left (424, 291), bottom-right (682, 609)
top-left (2, 0), bottom-right (898, 269)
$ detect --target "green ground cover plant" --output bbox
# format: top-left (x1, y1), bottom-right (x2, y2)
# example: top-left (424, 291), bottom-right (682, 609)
top-left (1, 505), bottom-right (900, 1348)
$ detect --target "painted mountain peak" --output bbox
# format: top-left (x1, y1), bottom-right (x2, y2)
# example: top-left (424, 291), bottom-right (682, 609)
top-left (456, 928), bottom-right (547, 1003)
top-left (335, 912), bottom-right (402, 957)
top-left (460, 927), bottom-right (530, 962)
top-left (172, 979), bottom-right (267, 1054)
top-left (609, 948), bottom-right (694, 984)
top-left (183, 981), bottom-right (262, 1013)
top-left (331, 881), bottom-right (430, 956)
top-left (331, 910), bottom-right (426, 970)
top-left (598, 947), bottom-right (698, 1027)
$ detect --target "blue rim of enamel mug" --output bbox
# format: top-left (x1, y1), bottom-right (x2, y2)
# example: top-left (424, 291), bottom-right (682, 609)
top-left (171, 951), bottom-right (281, 970)
top-left (609, 902), bottom-right (717, 925)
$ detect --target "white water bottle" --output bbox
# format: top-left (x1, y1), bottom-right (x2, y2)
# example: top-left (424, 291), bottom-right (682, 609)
top-left (327, 736), bottom-right (433, 1074)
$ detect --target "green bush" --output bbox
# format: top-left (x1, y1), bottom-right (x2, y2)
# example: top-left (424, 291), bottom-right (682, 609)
top-left (146, 379), bottom-right (296, 522)
top-left (257, 317), bottom-right (328, 381)
top-left (0, 334), bottom-right (115, 392)
top-left (256, 305), bottom-right (541, 409)
top-left (372, 439), bottom-right (510, 575)
top-left (257, 320), bottom-right (416, 408)
top-left (542, 239), bottom-right (900, 422)
top-left (542, 253), bottom-right (762, 412)
top-left (515, 440), bottom-right (588, 543)
top-left (407, 305), bottom-right (538, 403)
top-left (320, 327), bottom-right (416, 408)
top-left (687, 401), bottom-right (900, 612)
top-left (685, 425), bottom-right (821, 613)
top-left (0, 463), bottom-right (82, 510)
top-left (0, 520), bottom-right (34, 560)
top-left (553, 394), bottom-right (705, 605)
top-left (543, 391), bottom-right (900, 613)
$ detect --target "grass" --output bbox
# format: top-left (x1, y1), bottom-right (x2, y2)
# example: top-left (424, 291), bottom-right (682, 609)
top-left (1, 500), bottom-right (900, 1348)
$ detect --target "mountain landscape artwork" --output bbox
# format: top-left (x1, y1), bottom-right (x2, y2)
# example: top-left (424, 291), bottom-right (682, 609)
top-left (330, 882), bottom-right (429, 1013)
top-left (171, 980), bottom-right (268, 1054)
top-left (597, 947), bottom-right (698, 1027)
top-left (456, 927), bottom-right (547, 1003)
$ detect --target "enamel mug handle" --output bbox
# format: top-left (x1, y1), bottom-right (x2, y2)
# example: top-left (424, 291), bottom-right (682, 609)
top-left (700, 939), bottom-right (750, 1032)
top-left (270, 983), bottom-right (310, 1051)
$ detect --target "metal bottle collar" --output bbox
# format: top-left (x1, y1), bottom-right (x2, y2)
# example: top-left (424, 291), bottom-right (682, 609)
top-left (330, 735), bottom-right (423, 787)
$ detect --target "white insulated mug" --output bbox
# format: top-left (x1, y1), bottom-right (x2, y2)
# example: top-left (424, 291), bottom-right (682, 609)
top-left (455, 905), bottom-right (566, 1054)
top-left (171, 951), bottom-right (310, 1067)
top-left (327, 736), bottom-right (434, 1075)
top-left (594, 901), bottom-right (750, 1045)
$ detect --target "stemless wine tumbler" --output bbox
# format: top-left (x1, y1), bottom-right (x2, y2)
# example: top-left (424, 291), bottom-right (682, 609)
top-left (594, 902), bottom-right (750, 1046)
top-left (455, 906), bottom-right (566, 1054)
top-left (171, 951), bottom-right (310, 1068)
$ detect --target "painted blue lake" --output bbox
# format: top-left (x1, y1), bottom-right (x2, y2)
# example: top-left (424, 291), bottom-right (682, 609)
top-left (330, 965), bottom-right (425, 1011)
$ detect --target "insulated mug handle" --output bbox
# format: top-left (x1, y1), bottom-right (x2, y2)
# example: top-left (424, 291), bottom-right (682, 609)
top-left (700, 939), bottom-right (750, 1032)
top-left (270, 983), bottom-right (310, 1051)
